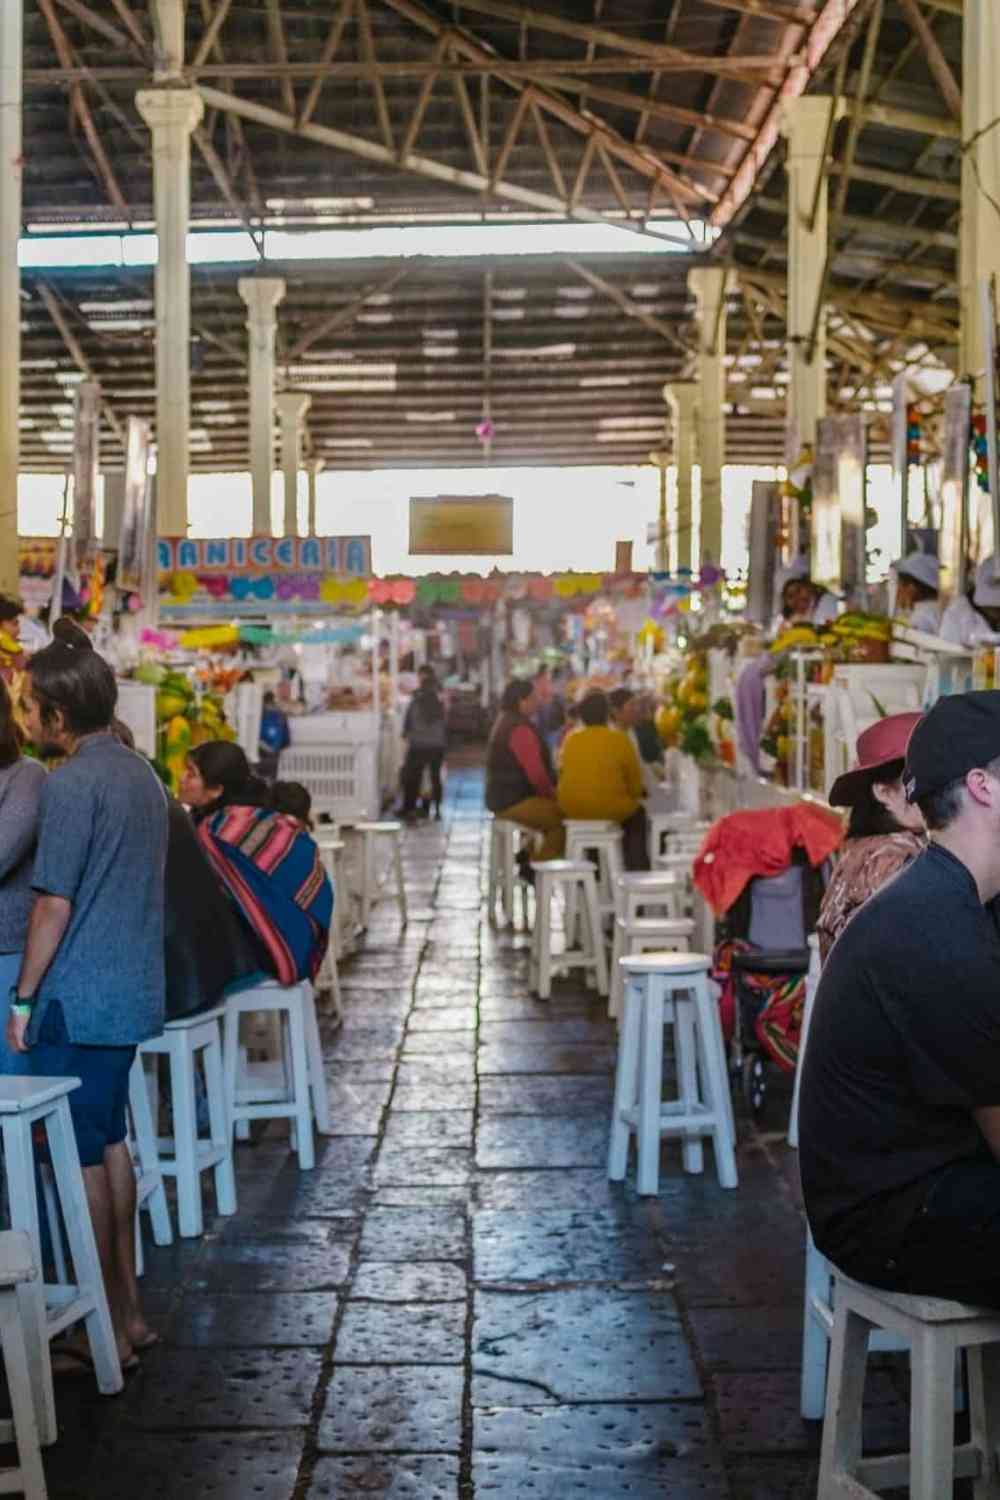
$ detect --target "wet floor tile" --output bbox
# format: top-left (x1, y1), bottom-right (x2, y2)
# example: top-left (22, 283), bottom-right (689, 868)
top-left (307, 1455), bottom-right (460, 1498)
top-left (359, 1206), bottom-right (468, 1261)
top-left (318, 1365), bottom-right (464, 1452)
top-left (168, 1291), bottom-right (338, 1347)
top-left (476, 1115), bottom-right (609, 1169)
top-left (472, 1403), bottom-right (728, 1498)
top-left (337, 1299), bottom-right (467, 1362)
top-left (472, 1286), bottom-right (701, 1403)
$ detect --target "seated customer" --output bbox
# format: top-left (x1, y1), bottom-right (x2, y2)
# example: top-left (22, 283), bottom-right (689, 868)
top-left (800, 692), bottom-right (1000, 1305)
top-left (558, 689), bottom-right (649, 870)
top-left (181, 743), bottom-right (332, 986)
top-left (485, 679), bottom-right (564, 861)
top-left (815, 711), bottom-right (925, 963)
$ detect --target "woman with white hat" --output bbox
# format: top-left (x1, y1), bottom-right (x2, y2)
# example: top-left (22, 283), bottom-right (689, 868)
top-left (774, 557), bottom-right (840, 635)
top-left (939, 557), bottom-right (1000, 648)
top-left (892, 552), bottom-right (941, 634)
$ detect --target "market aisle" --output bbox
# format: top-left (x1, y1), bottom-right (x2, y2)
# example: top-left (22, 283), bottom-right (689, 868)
top-left (39, 768), bottom-right (910, 1499)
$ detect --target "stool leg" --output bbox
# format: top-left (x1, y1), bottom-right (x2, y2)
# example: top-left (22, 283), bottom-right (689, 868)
top-left (817, 1304), bottom-right (871, 1497)
top-left (45, 1099), bottom-right (123, 1396)
top-left (202, 1027), bottom-right (237, 1217)
top-left (392, 835), bottom-right (408, 925)
top-left (39, 1170), bottom-right (69, 1284)
top-left (674, 1000), bottom-right (705, 1176)
top-left (967, 1342), bottom-right (1000, 1499)
top-left (360, 834), bottom-right (373, 929)
top-left (487, 828), bottom-right (499, 925)
top-left (2, 1120), bottom-right (56, 1446)
top-left (302, 985), bottom-right (331, 1135)
top-left (502, 832), bottom-right (514, 928)
top-left (910, 1324), bottom-right (958, 1500)
top-left (222, 1003), bottom-right (241, 1145)
top-left (286, 1000), bottom-right (315, 1170)
top-left (583, 876), bottom-right (609, 998)
top-left (636, 977), bottom-right (665, 1196)
top-left (801, 1233), bottom-right (833, 1421)
top-left (694, 978), bottom-right (738, 1190)
top-left (609, 923), bottom-right (623, 1020)
top-left (128, 1058), bottom-right (173, 1248)
top-left (609, 977), bottom-right (642, 1181)
top-left (537, 882), bottom-right (552, 1001)
top-left (0, 1286), bottom-right (48, 1500)
top-left (170, 1034), bottom-right (204, 1238)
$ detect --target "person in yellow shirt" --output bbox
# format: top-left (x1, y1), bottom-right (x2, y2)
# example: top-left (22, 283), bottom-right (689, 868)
top-left (557, 689), bottom-right (650, 869)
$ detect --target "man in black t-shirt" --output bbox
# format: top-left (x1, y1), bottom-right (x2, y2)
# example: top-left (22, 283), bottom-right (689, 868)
top-left (800, 690), bottom-right (1000, 1305)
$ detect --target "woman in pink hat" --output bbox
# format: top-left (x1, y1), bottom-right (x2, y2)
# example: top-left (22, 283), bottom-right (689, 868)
top-left (816, 712), bottom-right (926, 962)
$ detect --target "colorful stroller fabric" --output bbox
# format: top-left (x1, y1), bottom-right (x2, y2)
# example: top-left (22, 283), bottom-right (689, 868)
top-left (712, 937), bottom-right (806, 1072)
top-left (197, 804), bottom-right (333, 985)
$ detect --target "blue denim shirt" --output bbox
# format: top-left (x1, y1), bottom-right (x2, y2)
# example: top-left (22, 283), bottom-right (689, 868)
top-left (30, 734), bottom-right (167, 1046)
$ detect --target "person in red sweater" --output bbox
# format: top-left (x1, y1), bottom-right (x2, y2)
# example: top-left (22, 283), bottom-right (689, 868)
top-left (485, 679), bottom-right (565, 860)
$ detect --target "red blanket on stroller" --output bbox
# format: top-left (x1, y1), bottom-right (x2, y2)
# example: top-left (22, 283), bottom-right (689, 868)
top-left (694, 804), bottom-right (842, 916)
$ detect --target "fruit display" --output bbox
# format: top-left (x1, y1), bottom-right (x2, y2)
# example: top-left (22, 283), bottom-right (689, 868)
top-left (771, 613), bottom-right (891, 665)
top-left (134, 661), bottom-right (236, 792)
top-left (658, 653), bottom-right (734, 766)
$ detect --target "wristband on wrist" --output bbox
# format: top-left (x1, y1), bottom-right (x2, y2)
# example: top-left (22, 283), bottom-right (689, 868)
top-left (10, 1003), bottom-right (33, 1019)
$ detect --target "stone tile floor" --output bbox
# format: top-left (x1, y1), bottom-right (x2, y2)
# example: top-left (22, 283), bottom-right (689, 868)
top-left (31, 768), bottom-right (918, 1498)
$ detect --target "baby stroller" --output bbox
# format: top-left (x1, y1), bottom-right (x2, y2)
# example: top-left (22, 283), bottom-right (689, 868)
top-left (718, 852), bottom-right (827, 1116)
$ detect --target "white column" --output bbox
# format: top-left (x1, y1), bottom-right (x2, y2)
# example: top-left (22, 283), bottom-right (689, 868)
top-left (781, 98), bottom-right (832, 465)
top-left (307, 457), bottom-right (324, 537)
top-left (0, 2), bottom-right (22, 594)
top-left (687, 266), bottom-right (729, 568)
top-left (238, 277), bottom-right (285, 535)
top-left (136, 88), bottom-right (203, 537)
top-left (276, 391), bottom-right (310, 537)
top-left (150, 0), bottom-right (185, 81)
top-left (664, 383), bottom-right (698, 573)
top-left (961, 0), bottom-right (1000, 388)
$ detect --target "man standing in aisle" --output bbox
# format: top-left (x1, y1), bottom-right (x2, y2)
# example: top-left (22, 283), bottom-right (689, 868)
top-left (8, 619), bottom-right (168, 1369)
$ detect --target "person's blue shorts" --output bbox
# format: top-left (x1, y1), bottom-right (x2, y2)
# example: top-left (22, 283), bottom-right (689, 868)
top-left (27, 1002), bottom-right (136, 1168)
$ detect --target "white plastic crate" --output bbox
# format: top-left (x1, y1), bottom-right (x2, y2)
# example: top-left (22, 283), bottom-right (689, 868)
top-left (225, 682), bottom-right (263, 763)
top-left (115, 680), bottom-right (157, 758)
top-left (278, 742), bottom-right (379, 821)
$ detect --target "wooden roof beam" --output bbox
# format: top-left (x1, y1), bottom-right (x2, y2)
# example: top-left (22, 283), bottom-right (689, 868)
top-left (895, 0), bottom-right (962, 123)
top-left (396, 0), bottom-right (786, 84)
top-left (711, 0), bottom-right (864, 229)
top-left (287, 267), bottom-right (412, 362)
top-left (35, 283), bottom-right (125, 447)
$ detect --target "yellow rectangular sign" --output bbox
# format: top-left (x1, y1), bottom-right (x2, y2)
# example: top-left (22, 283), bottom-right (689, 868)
top-left (409, 495), bottom-right (513, 556)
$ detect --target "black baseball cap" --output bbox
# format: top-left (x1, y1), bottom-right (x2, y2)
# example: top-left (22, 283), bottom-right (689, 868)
top-left (904, 691), bottom-right (1000, 803)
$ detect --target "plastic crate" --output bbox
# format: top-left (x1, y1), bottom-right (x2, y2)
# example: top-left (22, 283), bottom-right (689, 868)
top-left (278, 742), bottom-right (379, 821)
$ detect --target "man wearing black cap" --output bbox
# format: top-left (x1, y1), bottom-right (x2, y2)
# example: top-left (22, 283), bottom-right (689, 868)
top-left (800, 690), bottom-right (1000, 1305)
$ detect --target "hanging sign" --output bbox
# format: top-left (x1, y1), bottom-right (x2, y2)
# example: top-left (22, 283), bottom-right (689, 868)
top-left (157, 535), bottom-right (373, 619)
top-left (409, 496), bottom-right (513, 556)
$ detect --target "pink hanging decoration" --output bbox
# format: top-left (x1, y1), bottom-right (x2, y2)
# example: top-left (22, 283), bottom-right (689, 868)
top-left (475, 418), bottom-right (495, 442)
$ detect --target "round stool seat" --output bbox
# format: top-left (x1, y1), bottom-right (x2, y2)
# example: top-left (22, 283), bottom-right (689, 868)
top-left (531, 859), bottom-right (594, 875)
top-left (354, 820), bottom-right (402, 834)
top-left (619, 950), bottom-right (710, 975)
top-left (615, 916), bottom-right (694, 936)
top-left (618, 871), bottom-right (684, 888)
top-left (565, 819), bottom-right (618, 833)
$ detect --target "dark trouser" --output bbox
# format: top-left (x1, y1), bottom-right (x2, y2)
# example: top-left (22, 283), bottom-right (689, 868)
top-left (622, 806), bottom-right (650, 872)
top-left (402, 748), bottom-right (444, 813)
top-left (852, 1162), bottom-right (1000, 1308)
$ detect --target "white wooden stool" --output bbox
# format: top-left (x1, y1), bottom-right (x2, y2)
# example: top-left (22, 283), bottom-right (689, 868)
top-left (530, 860), bottom-right (609, 1001)
top-left (609, 952), bottom-right (738, 1195)
top-left (564, 820), bottom-right (624, 929)
top-left (487, 817), bottom-right (533, 929)
top-left (818, 1273), bottom-right (1000, 1500)
top-left (609, 914), bottom-right (694, 1019)
top-left (0, 1077), bottom-right (124, 1440)
top-left (0, 1230), bottom-right (47, 1498)
top-left (127, 1054), bottom-right (173, 1275)
top-left (315, 827), bottom-right (356, 960)
top-left (314, 837), bottom-right (343, 1024)
top-left (647, 813), bottom-right (707, 864)
top-left (223, 980), bottom-right (330, 1171)
top-left (787, 933), bottom-right (821, 1151)
top-left (139, 1007), bottom-right (236, 1239)
top-left (353, 821), bottom-right (407, 929)
top-left (615, 870), bottom-right (686, 924)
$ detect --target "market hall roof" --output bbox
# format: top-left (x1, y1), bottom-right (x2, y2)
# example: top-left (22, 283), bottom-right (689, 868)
top-left (20, 0), bottom-right (964, 470)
